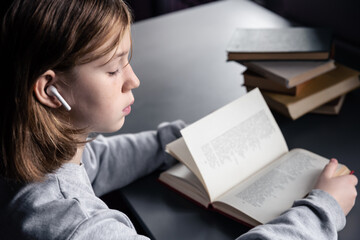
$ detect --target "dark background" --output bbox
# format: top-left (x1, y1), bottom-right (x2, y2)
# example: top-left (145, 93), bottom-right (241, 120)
top-left (1, 0), bottom-right (358, 69)
top-left (127, 0), bottom-right (360, 71)
top-left (126, 0), bottom-right (219, 21)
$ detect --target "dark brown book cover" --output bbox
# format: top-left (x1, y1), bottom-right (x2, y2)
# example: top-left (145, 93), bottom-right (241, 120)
top-left (243, 70), bottom-right (307, 96)
top-left (241, 60), bottom-right (335, 88)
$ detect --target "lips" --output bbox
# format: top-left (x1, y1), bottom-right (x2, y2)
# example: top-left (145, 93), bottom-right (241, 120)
top-left (122, 105), bottom-right (131, 116)
top-left (123, 100), bottom-right (134, 116)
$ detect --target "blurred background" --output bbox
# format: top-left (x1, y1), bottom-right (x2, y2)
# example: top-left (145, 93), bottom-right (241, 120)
top-left (127, 0), bottom-right (360, 70)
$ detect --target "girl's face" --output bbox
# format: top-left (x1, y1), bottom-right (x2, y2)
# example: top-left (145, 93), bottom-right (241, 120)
top-left (62, 29), bottom-right (140, 133)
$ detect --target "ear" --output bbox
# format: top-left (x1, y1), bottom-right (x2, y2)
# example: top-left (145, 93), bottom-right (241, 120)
top-left (33, 70), bottom-right (62, 109)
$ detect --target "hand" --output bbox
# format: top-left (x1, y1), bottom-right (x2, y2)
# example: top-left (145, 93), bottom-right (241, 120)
top-left (314, 158), bottom-right (358, 216)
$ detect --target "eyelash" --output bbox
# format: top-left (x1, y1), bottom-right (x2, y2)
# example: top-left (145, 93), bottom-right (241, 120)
top-left (108, 69), bottom-right (119, 76)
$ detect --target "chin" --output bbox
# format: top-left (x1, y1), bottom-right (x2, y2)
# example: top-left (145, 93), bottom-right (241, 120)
top-left (108, 118), bottom-right (126, 133)
top-left (93, 117), bottom-right (126, 134)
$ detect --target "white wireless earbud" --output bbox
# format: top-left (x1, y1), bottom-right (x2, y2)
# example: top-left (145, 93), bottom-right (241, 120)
top-left (46, 85), bottom-right (71, 111)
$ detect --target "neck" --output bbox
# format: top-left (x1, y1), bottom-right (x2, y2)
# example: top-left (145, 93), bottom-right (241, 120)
top-left (68, 145), bottom-right (85, 165)
top-left (67, 133), bottom-right (89, 165)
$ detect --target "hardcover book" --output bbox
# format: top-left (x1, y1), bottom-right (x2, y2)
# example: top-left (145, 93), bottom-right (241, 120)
top-left (311, 95), bottom-right (346, 115)
top-left (259, 64), bottom-right (360, 120)
top-left (241, 60), bottom-right (335, 88)
top-left (243, 70), bottom-right (308, 96)
top-left (159, 88), bottom-right (350, 226)
top-left (227, 27), bottom-right (332, 61)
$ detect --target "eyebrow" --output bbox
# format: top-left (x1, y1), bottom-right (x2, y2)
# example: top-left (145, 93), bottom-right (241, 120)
top-left (97, 51), bottom-right (129, 67)
top-left (113, 51), bottom-right (128, 59)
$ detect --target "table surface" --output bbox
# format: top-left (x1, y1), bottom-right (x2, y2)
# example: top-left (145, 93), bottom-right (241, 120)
top-left (106, 0), bottom-right (360, 239)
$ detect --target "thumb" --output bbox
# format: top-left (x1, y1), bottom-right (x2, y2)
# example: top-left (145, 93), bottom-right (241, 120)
top-left (321, 158), bottom-right (338, 178)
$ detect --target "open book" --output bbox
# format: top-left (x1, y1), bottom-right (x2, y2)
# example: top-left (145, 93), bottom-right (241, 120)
top-left (159, 88), bottom-right (350, 226)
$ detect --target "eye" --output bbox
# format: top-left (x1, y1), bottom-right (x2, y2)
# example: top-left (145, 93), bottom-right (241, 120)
top-left (108, 69), bottom-right (119, 76)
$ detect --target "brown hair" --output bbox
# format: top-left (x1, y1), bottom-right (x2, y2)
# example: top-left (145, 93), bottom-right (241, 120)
top-left (0, 0), bottom-right (132, 183)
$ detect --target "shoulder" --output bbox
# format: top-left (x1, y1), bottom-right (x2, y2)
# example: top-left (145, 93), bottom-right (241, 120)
top-left (1, 173), bottom-right (88, 239)
top-left (1, 163), bottom-right (147, 240)
top-left (1, 164), bottom-right (100, 239)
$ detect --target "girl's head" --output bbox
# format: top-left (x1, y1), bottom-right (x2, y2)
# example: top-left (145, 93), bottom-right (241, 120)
top-left (0, 0), bottom-right (139, 183)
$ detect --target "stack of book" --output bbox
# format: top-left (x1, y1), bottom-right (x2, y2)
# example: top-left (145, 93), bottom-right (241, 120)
top-left (227, 27), bottom-right (360, 120)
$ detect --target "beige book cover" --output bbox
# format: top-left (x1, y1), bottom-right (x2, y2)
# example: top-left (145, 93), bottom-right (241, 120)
top-left (260, 64), bottom-right (359, 120)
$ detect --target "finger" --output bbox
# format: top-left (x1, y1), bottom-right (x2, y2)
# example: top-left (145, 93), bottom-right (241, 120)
top-left (336, 174), bottom-right (358, 186)
top-left (350, 175), bottom-right (358, 186)
top-left (321, 158), bottom-right (338, 178)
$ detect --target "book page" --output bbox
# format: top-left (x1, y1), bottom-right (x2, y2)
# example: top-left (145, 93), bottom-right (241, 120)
top-left (181, 88), bottom-right (288, 201)
top-left (159, 163), bottom-right (211, 207)
top-left (166, 137), bottom-right (213, 196)
top-left (214, 149), bottom-right (328, 224)
top-left (166, 138), bottom-right (204, 185)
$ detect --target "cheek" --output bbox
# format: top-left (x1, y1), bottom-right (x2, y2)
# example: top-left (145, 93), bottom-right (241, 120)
top-left (68, 72), bottom-right (126, 129)
top-left (89, 85), bottom-right (124, 120)
top-left (101, 81), bottom-right (124, 109)
top-left (77, 76), bottom-right (120, 108)
top-left (89, 89), bottom-right (121, 116)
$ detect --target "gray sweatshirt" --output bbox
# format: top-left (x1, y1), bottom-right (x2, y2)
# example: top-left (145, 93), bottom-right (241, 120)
top-left (0, 120), bottom-right (346, 240)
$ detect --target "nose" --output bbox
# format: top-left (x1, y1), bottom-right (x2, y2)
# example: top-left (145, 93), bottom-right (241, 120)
top-left (122, 64), bottom-right (140, 92)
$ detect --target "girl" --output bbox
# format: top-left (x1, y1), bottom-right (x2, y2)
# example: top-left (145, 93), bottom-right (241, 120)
top-left (0, 0), bottom-right (357, 239)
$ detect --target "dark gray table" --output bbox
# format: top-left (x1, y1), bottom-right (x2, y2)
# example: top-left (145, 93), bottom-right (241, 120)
top-left (103, 1), bottom-right (360, 239)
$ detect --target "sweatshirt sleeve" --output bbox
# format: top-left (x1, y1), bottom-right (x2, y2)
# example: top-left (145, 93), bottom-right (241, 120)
top-left (82, 120), bottom-right (186, 196)
top-left (69, 211), bottom-right (150, 240)
top-left (236, 189), bottom-right (346, 240)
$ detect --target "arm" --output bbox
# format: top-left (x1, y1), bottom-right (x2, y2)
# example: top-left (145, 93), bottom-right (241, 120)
top-left (69, 212), bottom-right (150, 240)
top-left (237, 159), bottom-right (357, 240)
top-left (82, 120), bottom-right (186, 196)
top-left (237, 189), bottom-right (345, 240)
